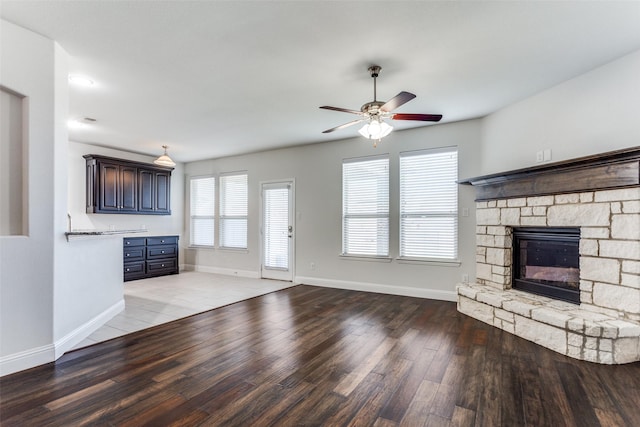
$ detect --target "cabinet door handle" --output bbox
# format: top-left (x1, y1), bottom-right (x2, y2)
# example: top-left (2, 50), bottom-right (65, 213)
top-left (161, 250), bottom-right (165, 254)
top-left (126, 268), bottom-right (130, 272)
top-left (126, 254), bottom-right (130, 257)
top-left (161, 240), bottom-right (165, 243)
top-left (161, 264), bottom-right (165, 267)
top-left (126, 242), bottom-right (130, 245)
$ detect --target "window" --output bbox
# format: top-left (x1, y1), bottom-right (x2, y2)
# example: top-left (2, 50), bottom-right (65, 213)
top-left (400, 147), bottom-right (458, 260)
top-left (190, 176), bottom-right (216, 247)
top-left (219, 173), bottom-right (248, 249)
top-left (342, 156), bottom-right (389, 256)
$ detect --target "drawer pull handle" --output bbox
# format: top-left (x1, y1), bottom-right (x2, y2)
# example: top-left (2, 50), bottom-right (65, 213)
top-left (126, 242), bottom-right (130, 245)
top-left (161, 251), bottom-right (165, 254)
top-left (126, 268), bottom-right (130, 272)
top-left (161, 240), bottom-right (165, 243)
top-left (161, 264), bottom-right (165, 267)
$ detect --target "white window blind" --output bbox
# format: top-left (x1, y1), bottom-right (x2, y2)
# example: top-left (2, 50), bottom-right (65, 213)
top-left (263, 186), bottom-right (290, 269)
top-left (342, 156), bottom-right (389, 256)
top-left (400, 147), bottom-right (458, 260)
top-left (219, 173), bottom-right (248, 249)
top-left (190, 176), bottom-right (215, 247)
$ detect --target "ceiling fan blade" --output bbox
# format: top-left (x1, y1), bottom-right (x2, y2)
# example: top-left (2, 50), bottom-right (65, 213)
top-left (322, 119), bottom-right (364, 134)
top-left (380, 91), bottom-right (416, 112)
top-left (391, 113), bottom-right (443, 122)
top-left (319, 106), bottom-right (363, 115)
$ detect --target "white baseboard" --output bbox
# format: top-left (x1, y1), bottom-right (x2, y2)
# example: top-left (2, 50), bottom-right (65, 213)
top-left (295, 276), bottom-right (457, 302)
top-left (0, 344), bottom-right (55, 377)
top-left (184, 264), bottom-right (260, 279)
top-left (54, 299), bottom-right (125, 359)
top-left (1, 299), bottom-right (125, 377)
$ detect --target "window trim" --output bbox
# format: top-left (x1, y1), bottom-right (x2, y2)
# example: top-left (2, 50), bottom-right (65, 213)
top-left (218, 171), bottom-right (248, 250)
top-left (399, 146), bottom-right (459, 261)
top-left (341, 154), bottom-right (390, 257)
top-left (189, 175), bottom-right (216, 248)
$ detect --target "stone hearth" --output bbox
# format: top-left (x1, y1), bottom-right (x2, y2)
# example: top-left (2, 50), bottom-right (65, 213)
top-left (458, 148), bottom-right (640, 364)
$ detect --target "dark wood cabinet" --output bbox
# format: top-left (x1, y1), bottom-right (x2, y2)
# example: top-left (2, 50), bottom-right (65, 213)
top-left (124, 235), bottom-right (179, 281)
top-left (85, 154), bottom-right (173, 215)
top-left (138, 169), bottom-right (154, 213)
top-left (155, 171), bottom-right (171, 213)
top-left (138, 169), bottom-right (171, 214)
top-left (99, 161), bottom-right (137, 212)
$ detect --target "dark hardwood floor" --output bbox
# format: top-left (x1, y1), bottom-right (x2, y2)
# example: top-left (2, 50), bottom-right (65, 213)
top-left (1, 285), bottom-right (639, 426)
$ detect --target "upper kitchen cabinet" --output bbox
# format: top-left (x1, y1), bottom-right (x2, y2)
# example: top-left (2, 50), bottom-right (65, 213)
top-left (84, 155), bottom-right (173, 215)
top-left (138, 168), bottom-right (171, 214)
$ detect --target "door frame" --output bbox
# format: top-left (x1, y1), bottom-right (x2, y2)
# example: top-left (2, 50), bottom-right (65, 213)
top-left (259, 179), bottom-right (295, 281)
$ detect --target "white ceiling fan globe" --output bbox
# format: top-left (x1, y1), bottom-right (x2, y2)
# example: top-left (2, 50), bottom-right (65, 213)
top-left (358, 118), bottom-right (393, 140)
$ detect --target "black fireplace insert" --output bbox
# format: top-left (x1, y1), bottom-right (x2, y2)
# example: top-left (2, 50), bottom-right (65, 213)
top-left (512, 227), bottom-right (580, 304)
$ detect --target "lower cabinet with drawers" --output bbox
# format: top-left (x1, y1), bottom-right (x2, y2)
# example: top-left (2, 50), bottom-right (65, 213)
top-left (123, 235), bottom-right (179, 281)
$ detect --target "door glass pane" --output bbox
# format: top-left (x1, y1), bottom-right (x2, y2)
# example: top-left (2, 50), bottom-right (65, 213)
top-left (263, 187), bottom-right (289, 269)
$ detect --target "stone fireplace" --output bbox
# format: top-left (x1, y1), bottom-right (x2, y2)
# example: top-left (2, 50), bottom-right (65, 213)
top-left (457, 148), bottom-right (640, 364)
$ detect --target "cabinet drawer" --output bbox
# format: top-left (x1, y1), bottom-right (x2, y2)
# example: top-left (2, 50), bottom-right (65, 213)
top-left (146, 245), bottom-right (176, 259)
top-left (124, 247), bottom-right (145, 261)
top-left (147, 236), bottom-right (178, 246)
top-left (124, 237), bottom-right (145, 247)
top-left (146, 259), bottom-right (177, 274)
top-left (124, 261), bottom-right (146, 281)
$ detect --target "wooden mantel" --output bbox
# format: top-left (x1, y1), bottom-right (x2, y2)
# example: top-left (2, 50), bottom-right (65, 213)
top-left (459, 146), bottom-right (640, 201)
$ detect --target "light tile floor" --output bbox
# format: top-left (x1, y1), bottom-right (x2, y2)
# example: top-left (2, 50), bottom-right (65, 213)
top-left (72, 271), bottom-right (294, 350)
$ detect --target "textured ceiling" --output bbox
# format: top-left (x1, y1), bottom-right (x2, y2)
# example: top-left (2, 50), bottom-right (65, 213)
top-left (2, 1), bottom-right (640, 162)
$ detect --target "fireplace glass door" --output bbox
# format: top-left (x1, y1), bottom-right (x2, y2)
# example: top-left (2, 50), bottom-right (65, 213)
top-left (513, 227), bottom-right (580, 304)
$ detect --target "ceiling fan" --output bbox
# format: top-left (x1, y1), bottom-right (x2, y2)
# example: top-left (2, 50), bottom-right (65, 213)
top-left (320, 65), bottom-right (442, 145)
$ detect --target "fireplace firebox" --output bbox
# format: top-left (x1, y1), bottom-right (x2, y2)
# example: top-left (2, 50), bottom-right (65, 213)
top-left (512, 227), bottom-right (580, 304)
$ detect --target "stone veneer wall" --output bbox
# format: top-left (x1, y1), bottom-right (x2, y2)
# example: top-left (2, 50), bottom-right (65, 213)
top-left (475, 187), bottom-right (640, 319)
top-left (457, 187), bottom-right (640, 363)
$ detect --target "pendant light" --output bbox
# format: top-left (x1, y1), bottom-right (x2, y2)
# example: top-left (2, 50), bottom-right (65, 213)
top-left (154, 145), bottom-right (176, 167)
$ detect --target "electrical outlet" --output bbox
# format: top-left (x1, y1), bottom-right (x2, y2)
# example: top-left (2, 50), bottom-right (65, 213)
top-left (462, 208), bottom-right (469, 217)
top-left (310, 262), bottom-right (316, 270)
top-left (543, 149), bottom-right (552, 162)
top-left (536, 151), bottom-right (544, 163)
top-left (462, 274), bottom-right (469, 283)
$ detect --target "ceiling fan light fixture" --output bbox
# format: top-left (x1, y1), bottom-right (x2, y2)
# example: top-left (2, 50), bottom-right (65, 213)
top-left (154, 145), bottom-right (176, 167)
top-left (320, 65), bottom-right (441, 141)
top-left (358, 119), bottom-right (393, 140)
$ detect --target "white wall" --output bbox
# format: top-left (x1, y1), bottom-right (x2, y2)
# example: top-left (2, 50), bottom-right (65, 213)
top-left (185, 119), bottom-right (482, 300)
top-left (481, 49), bottom-right (640, 175)
top-left (51, 50), bottom-right (125, 358)
top-left (0, 88), bottom-right (25, 235)
top-left (0, 20), bottom-right (57, 374)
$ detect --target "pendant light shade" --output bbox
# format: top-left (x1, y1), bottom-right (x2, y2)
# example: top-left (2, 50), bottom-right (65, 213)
top-left (154, 145), bottom-right (176, 167)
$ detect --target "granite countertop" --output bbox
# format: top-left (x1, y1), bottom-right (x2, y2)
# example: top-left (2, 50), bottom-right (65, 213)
top-left (65, 229), bottom-right (148, 241)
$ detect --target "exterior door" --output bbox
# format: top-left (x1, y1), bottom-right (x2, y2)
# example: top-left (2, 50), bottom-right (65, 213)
top-left (261, 181), bottom-right (294, 281)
